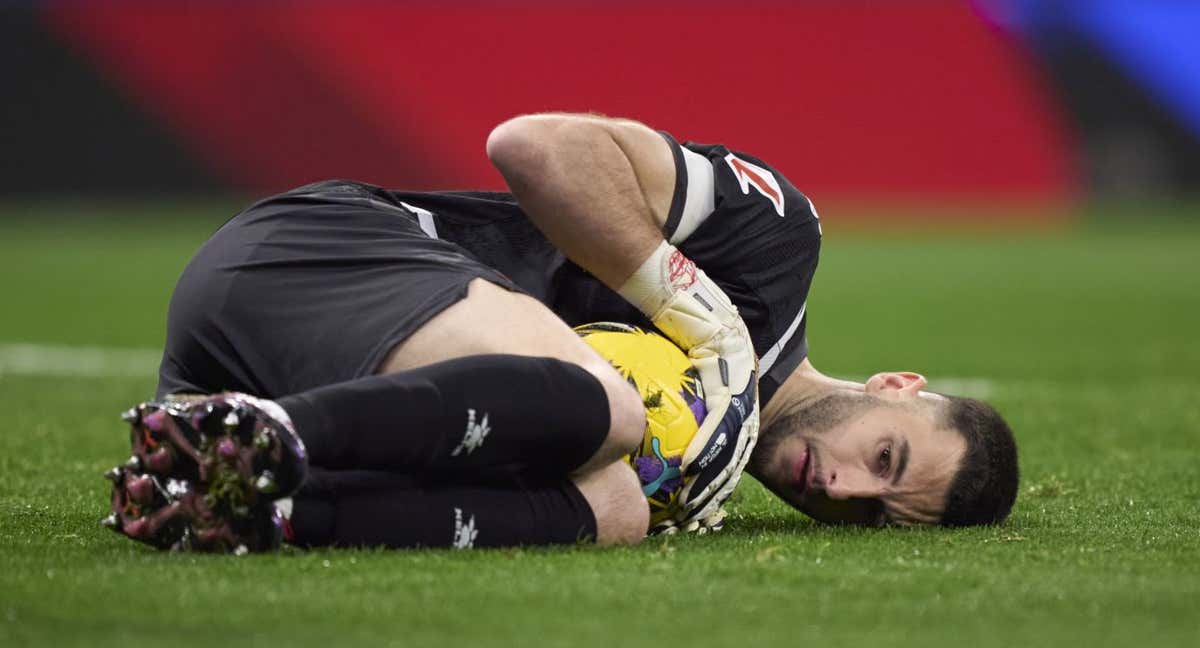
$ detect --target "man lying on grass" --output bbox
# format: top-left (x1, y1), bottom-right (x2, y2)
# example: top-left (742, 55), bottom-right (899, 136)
top-left (101, 113), bottom-right (1019, 552)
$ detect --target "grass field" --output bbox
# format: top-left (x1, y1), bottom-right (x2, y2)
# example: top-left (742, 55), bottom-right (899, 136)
top-left (1, 203), bottom-right (1198, 647)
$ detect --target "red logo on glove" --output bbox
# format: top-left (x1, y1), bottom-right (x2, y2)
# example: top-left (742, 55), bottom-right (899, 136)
top-left (668, 249), bottom-right (698, 290)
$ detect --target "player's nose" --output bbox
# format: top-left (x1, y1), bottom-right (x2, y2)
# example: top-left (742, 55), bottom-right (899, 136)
top-left (817, 465), bottom-right (878, 500)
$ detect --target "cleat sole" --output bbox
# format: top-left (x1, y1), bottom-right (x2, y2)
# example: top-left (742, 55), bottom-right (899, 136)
top-left (104, 394), bottom-right (304, 554)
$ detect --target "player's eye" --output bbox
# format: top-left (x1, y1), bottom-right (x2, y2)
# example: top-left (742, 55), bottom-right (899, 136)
top-left (878, 444), bottom-right (892, 473)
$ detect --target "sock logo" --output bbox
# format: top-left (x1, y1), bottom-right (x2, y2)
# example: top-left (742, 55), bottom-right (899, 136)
top-left (451, 408), bottom-right (490, 456)
top-left (453, 507), bottom-right (478, 549)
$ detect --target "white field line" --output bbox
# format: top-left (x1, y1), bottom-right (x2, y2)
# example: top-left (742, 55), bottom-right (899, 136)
top-left (0, 343), bottom-right (160, 379)
top-left (0, 343), bottom-right (999, 398)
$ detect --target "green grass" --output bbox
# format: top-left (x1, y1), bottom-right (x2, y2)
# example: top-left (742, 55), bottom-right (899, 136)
top-left (1, 203), bottom-right (1198, 647)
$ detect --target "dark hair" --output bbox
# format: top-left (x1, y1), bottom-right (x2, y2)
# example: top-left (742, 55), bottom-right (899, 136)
top-left (939, 397), bottom-right (1019, 527)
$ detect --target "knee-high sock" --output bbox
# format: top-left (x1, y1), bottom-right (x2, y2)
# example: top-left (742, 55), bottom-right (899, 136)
top-left (287, 470), bottom-right (597, 549)
top-left (277, 355), bottom-right (612, 475)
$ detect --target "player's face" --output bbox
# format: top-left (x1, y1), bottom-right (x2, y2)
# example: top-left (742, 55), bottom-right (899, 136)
top-left (752, 373), bottom-right (967, 525)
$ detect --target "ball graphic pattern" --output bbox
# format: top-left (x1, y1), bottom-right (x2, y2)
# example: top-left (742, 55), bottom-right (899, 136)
top-left (576, 322), bottom-right (706, 525)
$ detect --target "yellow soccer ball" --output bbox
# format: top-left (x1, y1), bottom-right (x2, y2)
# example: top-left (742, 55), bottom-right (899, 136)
top-left (576, 322), bottom-right (706, 525)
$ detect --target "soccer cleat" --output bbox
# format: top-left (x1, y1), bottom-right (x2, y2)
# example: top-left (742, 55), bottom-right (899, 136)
top-left (102, 393), bottom-right (307, 553)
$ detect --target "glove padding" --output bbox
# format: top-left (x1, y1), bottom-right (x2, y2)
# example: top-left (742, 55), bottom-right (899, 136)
top-left (653, 506), bottom-right (728, 536)
top-left (618, 242), bottom-right (759, 533)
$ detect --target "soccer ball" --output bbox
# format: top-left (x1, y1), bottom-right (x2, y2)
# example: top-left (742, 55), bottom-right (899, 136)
top-left (575, 322), bottom-right (706, 526)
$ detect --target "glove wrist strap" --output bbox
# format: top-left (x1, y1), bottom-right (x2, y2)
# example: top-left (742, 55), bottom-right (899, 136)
top-left (617, 240), bottom-right (691, 317)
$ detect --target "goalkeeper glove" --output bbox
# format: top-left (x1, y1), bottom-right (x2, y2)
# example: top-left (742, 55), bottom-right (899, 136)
top-left (618, 240), bottom-right (759, 532)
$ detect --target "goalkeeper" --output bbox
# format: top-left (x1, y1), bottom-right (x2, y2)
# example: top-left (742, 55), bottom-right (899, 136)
top-left (105, 113), bottom-right (1017, 552)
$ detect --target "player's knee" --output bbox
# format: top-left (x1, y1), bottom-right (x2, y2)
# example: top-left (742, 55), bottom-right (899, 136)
top-left (575, 461), bottom-right (648, 546)
top-left (585, 360), bottom-right (645, 461)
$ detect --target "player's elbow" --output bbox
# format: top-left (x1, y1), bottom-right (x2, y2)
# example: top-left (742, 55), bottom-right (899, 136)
top-left (486, 114), bottom-right (601, 184)
top-left (486, 115), bottom-right (550, 177)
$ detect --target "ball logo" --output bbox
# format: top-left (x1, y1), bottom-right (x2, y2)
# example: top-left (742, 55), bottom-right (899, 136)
top-left (667, 249), bottom-right (698, 290)
top-left (724, 153), bottom-right (785, 217)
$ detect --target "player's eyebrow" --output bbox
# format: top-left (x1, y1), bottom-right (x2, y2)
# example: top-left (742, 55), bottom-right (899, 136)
top-left (891, 438), bottom-right (911, 486)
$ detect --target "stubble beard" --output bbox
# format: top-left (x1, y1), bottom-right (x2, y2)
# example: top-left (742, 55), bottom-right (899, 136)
top-left (748, 392), bottom-right (871, 479)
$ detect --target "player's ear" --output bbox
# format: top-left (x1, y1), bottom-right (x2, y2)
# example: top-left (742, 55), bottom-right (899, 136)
top-left (864, 372), bottom-right (927, 400)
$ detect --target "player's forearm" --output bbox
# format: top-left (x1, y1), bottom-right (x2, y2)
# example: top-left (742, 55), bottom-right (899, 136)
top-left (486, 114), bottom-right (673, 289)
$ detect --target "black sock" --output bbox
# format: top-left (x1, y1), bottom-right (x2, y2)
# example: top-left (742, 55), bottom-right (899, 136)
top-left (287, 471), bottom-right (596, 549)
top-left (277, 355), bottom-right (612, 475)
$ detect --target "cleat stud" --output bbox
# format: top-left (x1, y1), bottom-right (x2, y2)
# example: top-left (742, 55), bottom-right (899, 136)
top-left (254, 471), bottom-right (278, 494)
top-left (121, 408), bottom-right (139, 423)
top-left (143, 410), bottom-right (166, 432)
top-left (124, 455), bottom-right (143, 471)
top-left (223, 411), bottom-right (240, 432)
top-left (233, 544), bottom-right (249, 556)
top-left (254, 432), bottom-right (271, 450)
top-left (217, 438), bottom-right (237, 460)
top-left (146, 448), bottom-right (173, 474)
top-left (100, 513), bottom-right (121, 530)
top-left (103, 467), bottom-right (124, 483)
top-left (123, 517), bottom-right (148, 538)
top-left (126, 475), bottom-right (154, 504)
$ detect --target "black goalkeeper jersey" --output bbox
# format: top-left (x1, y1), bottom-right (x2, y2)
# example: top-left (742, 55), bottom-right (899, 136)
top-left (387, 132), bottom-right (822, 405)
top-left (158, 133), bottom-right (821, 402)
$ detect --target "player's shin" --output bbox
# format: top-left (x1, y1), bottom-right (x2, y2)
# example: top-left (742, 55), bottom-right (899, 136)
top-left (276, 354), bottom-right (614, 476)
top-left (286, 472), bottom-right (599, 549)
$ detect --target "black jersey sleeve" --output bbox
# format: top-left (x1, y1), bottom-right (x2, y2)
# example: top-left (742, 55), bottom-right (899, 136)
top-left (657, 132), bottom-right (822, 403)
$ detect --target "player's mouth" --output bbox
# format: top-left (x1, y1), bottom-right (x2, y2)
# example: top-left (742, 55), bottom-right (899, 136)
top-left (791, 443), bottom-right (812, 497)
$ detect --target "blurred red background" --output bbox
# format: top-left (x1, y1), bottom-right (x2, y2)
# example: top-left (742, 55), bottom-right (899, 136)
top-left (40, 1), bottom-right (1076, 210)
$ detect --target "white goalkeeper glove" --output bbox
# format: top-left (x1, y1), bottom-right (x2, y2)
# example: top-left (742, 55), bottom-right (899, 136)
top-left (618, 240), bottom-right (759, 532)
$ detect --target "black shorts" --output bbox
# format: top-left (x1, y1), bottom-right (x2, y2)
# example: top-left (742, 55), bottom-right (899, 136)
top-left (156, 181), bottom-right (518, 399)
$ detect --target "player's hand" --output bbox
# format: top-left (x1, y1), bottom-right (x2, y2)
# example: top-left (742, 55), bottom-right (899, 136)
top-left (618, 242), bottom-right (760, 531)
